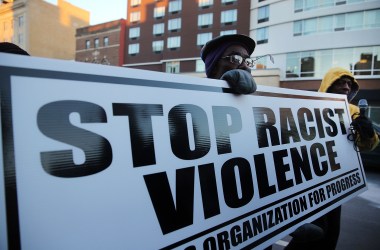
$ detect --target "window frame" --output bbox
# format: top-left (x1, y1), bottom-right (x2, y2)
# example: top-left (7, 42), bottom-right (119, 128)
top-left (152, 40), bottom-right (164, 52)
top-left (103, 37), bottom-right (109, 47)
top-left (199, 0), bottom-right (214, 8)
top-left (130, 11), bottom-right (141, 23)
top-left (128, 43), bottom-right (140, 55)
top-left (168, 18), bottom-right (181, 31)
top-left (258, 5), bottom-right (270, 23)
top-left (197, 32), bottom-right (212, 46)
top-left (167, 36), bottom-right (181, 49)
top-left (94, 38), bottom-right (99, 48)
top-left (153, 23), bottom-right (165, 36)
top-left (168, 0), bottom-right (182, 13)
top-left (221, 9), bottom-right (237, 24)
top-left (129, 27), bottom-right (141, 39)
top-left (198, 13), bottom-right (213, 27)
top-left (154, 6), bottom-right (166, 19)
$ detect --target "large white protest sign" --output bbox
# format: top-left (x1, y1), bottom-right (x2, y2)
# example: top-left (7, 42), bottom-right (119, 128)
top-left (0, 53), bottom-right (367, 249)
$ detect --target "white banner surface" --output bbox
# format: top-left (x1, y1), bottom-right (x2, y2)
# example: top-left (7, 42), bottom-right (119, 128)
top-left (0, 54), bottom-right (367, 250)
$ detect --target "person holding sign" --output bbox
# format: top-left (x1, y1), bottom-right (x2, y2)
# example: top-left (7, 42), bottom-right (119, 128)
top-left (285, 67), bottom-right (379, 250)
top-left (200, 34), bottom-right (257, 94)
top-left (0, 42), bottom-right (30, 56)
top-left (201, 34), bottom-right (326, 250)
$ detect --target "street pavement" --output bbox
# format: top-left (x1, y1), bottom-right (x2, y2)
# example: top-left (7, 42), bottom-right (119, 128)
top-left (337, 167), bottom-right (380, 250)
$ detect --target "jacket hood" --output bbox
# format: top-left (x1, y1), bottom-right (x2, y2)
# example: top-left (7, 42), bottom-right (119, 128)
top-left (318, 67), bottom-right (359, 102)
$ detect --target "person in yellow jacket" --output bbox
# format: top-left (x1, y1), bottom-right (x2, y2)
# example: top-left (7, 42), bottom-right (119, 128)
top-left (318, 66), bottom-right (379, 151)
top-left (285, 67), bottom-right (379, 250)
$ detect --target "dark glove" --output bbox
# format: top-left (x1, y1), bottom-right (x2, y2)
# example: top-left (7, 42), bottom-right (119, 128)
top-left (221, 69), bottom-right (257, 94)
top-left (351, 115), bottom-right (375, 139)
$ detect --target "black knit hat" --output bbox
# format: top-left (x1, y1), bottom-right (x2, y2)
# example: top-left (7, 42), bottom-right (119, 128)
top-left (200, 34), bottom-right (256, 77)
top-left (0, 42), bottom-right (29, 56)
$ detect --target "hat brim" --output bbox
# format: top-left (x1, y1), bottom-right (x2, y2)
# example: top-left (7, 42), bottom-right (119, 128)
top-left (201, 34), bottom-right (256, 60)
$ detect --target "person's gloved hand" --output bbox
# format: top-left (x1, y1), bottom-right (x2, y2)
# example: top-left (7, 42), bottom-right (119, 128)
top-left (351, 115), bottom-right (375, 139)
top-left (221, 69), bottom-right (257, 94)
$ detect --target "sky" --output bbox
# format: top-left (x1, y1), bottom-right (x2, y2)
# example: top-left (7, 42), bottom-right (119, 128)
top-left (44, 0), bottom-right (128, 25)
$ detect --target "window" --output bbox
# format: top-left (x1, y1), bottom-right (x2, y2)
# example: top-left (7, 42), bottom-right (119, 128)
top-left (94, 38), bottom-right (99, 48)
top-left (167, 36), bottom-right (181, 49)
top-left (18, 15), bottom-right (24, 27)
top-left (286, 46), bottom-right (380, 78)
top-left (294, 10), bottom-right (379, 36)
top-left (295, 0), bottom-right (303, 12)
top-left (364, 9), bottom-right (380, 29)
top-left (197, 32), bottom-right (212, 46)
top-left (129, 27), bottom-right (140, 39)
top-left (198, 13), bottom-right (213, 27)
top-left (346, 12), bottom-right (363, 30)
top-left (300, 51), bottom-right (315, 77)
top-left (17, 33), bottom-right (24, 45)
top-left (286, 52), bottom-right (316, 77)
top-left (286, 53), bottom-right (300, 78)
top-left (169, 0), bottom-right (182, 13)
top-left (373, 46), bottom-right (380, 75)
top-left (199, 0), bottom-right (213, 8)
top-left (130, 0), bottom-right (141, 7)
top-left (320, 0), bottom-right (334, 8)
top-left (168, 18), bottom-right (181, 31)
top-left (318, 16), bottom-right (333, 33)
top-left (304, 18), bottom-right (317, 35)
top-left (294, 21), bottom-right (302, 35)
top-left (305, 0), bottom-right (318, 10)
top-left (153, 23), bottom-right (165, 35)
top-left (85, 40), bottom-right (90, 49)
top-left (128, 43), bottom-right (139, 55)
top-left (166, 61), bottom-right (180, 73)
top-left (154, 6), bottom-right (165, 19)
top-left (334, 14), bottom-right (345, 31)
top-left (222, 0), bottom-right (236, 4)
top-left (103, 37), bottom-right (109, 47)
top-left (353, 47), bottom-right (373, 75)
top-left (253, 56), bottom-right (269, 70)
top-left (256, 27), bottom-right (268, 44)
top-left (334, 48), bottom-right (353, 68)
top-left (152, 40), bottom-right (164, 52)
top-left (221, 9), bottom-right (237, 24)
top-left (220, 29), bottom-right (237, 35)
top-left (258, 5), bottom-right (269, 23)
top-left (130, 11), bottom-right (141, 22)
top-left (196, 59), bottom-right (205, 72)
top-left (294, 0), bottom-right (341, 13)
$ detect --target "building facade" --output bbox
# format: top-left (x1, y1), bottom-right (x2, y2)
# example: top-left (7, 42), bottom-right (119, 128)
top-left (250, 0), bottom-right (380, 117)
top-left (0, 0), bottom-right (89, 59)
top-left (75, 19), bottom-right (126, 66)
top-left (124, 0), bottom-right (251, 75)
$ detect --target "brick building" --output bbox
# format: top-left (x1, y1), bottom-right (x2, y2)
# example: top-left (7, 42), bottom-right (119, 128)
top-left (75, 19), bottom-right (126, 66)
top-left (123, 0), bottom-right (250, 75)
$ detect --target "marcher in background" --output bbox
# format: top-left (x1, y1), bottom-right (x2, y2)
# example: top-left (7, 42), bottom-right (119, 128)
top-left (285, 66), bottom-right (379, 250)
top-left (0, 42), bottom-right (30, 56)
top-left (200, 34), bottom-right (257, 94)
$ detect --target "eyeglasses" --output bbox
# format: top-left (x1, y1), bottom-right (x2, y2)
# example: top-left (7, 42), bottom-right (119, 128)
top-left (221, 55), bottom-right (255, 68)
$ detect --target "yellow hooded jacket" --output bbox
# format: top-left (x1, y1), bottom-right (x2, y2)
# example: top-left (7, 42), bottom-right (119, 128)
top-left (318, 67), bottom-right (379, 151)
